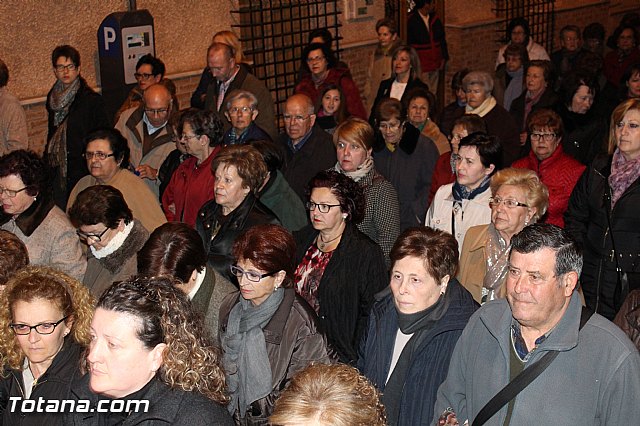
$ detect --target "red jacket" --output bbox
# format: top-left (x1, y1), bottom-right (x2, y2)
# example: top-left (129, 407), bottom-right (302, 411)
top-left (295, 67), bottom-right (367, 120)
top-left (512, 144), bottom-right (585, 227)
top-left (429, 151), bottom-right (455, 205)
top-left (162, 146), bottom-right (221, 227)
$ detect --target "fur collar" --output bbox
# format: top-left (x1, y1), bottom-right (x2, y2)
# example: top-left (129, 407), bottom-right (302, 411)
top-left (373, 122), bottom-right (420, 155)
top-left (0, 192), bottom-right (55, 237)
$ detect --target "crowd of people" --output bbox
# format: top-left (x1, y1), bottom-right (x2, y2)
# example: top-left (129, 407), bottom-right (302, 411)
top-left (0, 2), bottom-right (639, 425)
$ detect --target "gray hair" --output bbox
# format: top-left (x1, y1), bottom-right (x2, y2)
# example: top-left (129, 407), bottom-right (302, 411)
top-left (225, 89), bottom-right (258, 112)
top-left (510, 223), bottom-right (583, 279)
top-left (462, 71), bottom-right (494, 94)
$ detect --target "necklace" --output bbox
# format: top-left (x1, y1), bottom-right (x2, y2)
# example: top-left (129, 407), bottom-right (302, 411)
top-left (317, 232), bottom-right (342, 250)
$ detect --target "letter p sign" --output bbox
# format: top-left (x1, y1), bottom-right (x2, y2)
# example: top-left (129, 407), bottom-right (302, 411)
top-left (103, 27), bottom-right (116, 51)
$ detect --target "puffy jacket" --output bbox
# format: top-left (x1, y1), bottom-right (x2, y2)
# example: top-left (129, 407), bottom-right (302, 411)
top-left (219, 288), bottom-right (334, 425)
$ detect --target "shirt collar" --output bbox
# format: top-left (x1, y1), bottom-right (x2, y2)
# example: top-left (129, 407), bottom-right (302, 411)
top-left (142, 113), bottom-right (167, 134)
top-left (288, 128), bottom-right (313, 153)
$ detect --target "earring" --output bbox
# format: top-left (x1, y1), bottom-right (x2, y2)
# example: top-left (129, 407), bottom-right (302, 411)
top-left (33, 196), bottom-right (37, 201)
top-left (342, 214), bottom-right (347, 219)
top-left (524, 219), bottom-right (529, 226)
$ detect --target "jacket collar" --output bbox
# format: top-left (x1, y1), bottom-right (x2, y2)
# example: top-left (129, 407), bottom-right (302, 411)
top-left (373, 122), bottom-right (420, 155)
top-left (0, 191), bottom-right (55, 237)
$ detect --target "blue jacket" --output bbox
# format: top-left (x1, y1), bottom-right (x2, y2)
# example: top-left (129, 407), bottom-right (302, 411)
top-left (358, 279), bottom-right (477, 425)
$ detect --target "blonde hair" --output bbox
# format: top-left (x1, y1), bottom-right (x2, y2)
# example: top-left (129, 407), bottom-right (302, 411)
top-left (333, 117), bottom-right (375, 150)
top-left (270, 364), bottom-right (386, 426)
top-left (212, 30), bottom-right (246, 64)
top-left (608, 98), bottom-right (640, 154)
top-left (0, 266), bottom-right (95, 370)
top-left (490, 168), bottom-right (549, 222)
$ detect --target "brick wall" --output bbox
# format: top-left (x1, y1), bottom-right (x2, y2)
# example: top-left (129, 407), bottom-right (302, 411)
top-left (339, 42), bottom-right (377, 114)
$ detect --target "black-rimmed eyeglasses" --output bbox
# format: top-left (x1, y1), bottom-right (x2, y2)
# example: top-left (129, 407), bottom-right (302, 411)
top-left (76, 227), bottom-right (110, 242)
top-left (10, 316), bottom-right (69, 335)
top-left (305, 201), bottom-right (341, 213)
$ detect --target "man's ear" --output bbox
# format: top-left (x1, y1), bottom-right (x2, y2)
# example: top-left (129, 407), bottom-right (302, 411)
top-left (560, 271), bottom-right (578, 297)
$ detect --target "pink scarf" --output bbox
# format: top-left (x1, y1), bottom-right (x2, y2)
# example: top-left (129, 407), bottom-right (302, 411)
top-left (609, 148), bottom-right (640, 207)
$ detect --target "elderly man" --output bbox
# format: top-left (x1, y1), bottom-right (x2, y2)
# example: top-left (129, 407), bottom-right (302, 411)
top-left (0, 59), bottom-right (28, 155)
top-left (222, 89), bottom-right (271, 145)
top-left (204, 42), bottom-right (277, 141)
top-left (278, 94), bottom-right (336, 201)
top-left (115, 83), bottom-right (176, 196)
top-left (433, 223), bottom-right (640, 425)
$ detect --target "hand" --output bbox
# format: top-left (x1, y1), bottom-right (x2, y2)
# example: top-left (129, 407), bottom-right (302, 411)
top-left (167, 203), bottom-right (176, 215)
top-left (135, 164), bottom-right (158, 180)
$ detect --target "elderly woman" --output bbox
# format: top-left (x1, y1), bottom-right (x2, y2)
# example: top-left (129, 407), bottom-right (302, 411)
top-left (0, 266), bottom-right (94, 425)
top-left (293, 170), bottom-right (387, 364)
top-left (270, 364), bottom-right (386, 426)
top-left (295, 42), bottom-right (367, 120)
top-left (69, 185), bottom-right (149, 298)
top-left (556, 71), bottom-right (608, 165)
top-left (65, 276), bottom-right (233, 424)
top-left (493, 43), bottom-right (529, 111)
top-left (332, 117), bottom-right (400, 266)
top-left (565, 98), bottom-right (640, 320)
top-left (463, 71), bottom-right (520, 166)
top-left (495, 17), bottom-right (549, 68)
top-left (196, 144), bottom-right (279, 282)
top-left (0, 150), bottom-right (85, 280)
top-left (512, 109), bottom-right (585, 227)
top-left (458, 168), bottom-right (549, 304)
top-left (0, 230), bottom-right (29, 292)
top-left (45, 45), bottom-right (109, 207)
top-left (405, 87), bottom-right (449, 154)
top-left (369, 45), bottom-right (428, 123)
top-left (223, 90), bottom-right (272, 145)
top-left (358, 227), bottom-right (477, 426)
top-left (315, 84), bottom-right (349, 135)
top-left (162, 109), bottom-right (223, 226)
top-left (426, 132), bottom-right (502, 251)
top-left (373, 97), bottom-right (439, 230)
top-left (429, 114), bottom-right (487, 204)
top-left (219, 224), bottom-right (333, 423)
top-left (67, 128), bottom-right (166, 232)
top-left (510, 60), bottom-right (559, 144)
top-left (137, 222), bottom-right (235, 334)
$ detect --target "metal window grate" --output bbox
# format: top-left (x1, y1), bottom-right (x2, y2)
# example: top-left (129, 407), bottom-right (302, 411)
top-left (231, 0), bottom-right (342, 130)
top-left (494, 0), bottom-right (555, 54)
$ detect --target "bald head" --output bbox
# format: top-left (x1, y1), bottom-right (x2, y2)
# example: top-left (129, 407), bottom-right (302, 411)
top-left (143, 84), bottom-right (172, 127)
top-left (284, 94), bottom-right (316, 144)
top-left (208, 42), bottom-right (237, 83)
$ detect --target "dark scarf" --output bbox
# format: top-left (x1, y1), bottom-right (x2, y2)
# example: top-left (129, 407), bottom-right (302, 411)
top-left (452, 175), bottom-right (491, 206)
top-left (222, 288), bottom-right (284, 417)
top-left (382, 289), bottom-right (451, 425)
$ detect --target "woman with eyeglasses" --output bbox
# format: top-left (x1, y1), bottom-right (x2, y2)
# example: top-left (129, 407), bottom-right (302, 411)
top-left (373, 97), bottom-right (439, 231)
top-left (0, 266), bottom-right (94, 425)
top-left (196, 144), bottom-right (280, 283)
top-left (293, 170), bottom-right (387, 364)
top-left (67, 128), bottom-right (166, 233)
top-left (512, 109), bottom-right (585, 227)
top-left (457, 168), bottom-right (548, 304)
top-left (162, 109), bottom-right (224, 227)
top-left (0, 150), bottom-right (86, 280)
top-left (219, 224), bottom-right (333, 424)
top-left (426, 132), bottom-right (503, 252)
top-left (69, 185), bottom-right (149, 298)
top-left (295, 43), bottom-right (367, 120)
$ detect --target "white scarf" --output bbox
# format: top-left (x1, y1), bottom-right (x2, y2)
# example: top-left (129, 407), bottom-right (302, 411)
top-left (91, 221), bottom-right (134, 259)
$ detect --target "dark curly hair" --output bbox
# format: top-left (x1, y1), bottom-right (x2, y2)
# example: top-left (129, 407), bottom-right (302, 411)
top-left (0, 230), bottom-right (29, 286)
top-left (306, 170), bottom-right (365, 223)
top-left (180, 108), bottom-right (224, 147)
top-left (0, 150), bottom-right (48, 197)
top-left (301, 42), bottom-right (338, 74)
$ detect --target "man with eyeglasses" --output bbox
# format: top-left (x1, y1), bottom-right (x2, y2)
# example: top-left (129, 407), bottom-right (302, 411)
top-left (222, 89), bottom-right (272, 145)
top-left (45, 45), bottom-right (110, 208)
top-left (203, 42), bottom-right (277, 141)
top-left (512, 109), bottom-right (585, 227)
top-left (114, 54), bottom-right (179, 123)
top-left (278, 94), bottom-right (336, 201)
top-left (115, 83), bottom-right (176, 197)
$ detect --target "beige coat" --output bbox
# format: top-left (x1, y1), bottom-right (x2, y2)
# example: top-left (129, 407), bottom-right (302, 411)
top-left (457, 224), bottom-right (497, 304)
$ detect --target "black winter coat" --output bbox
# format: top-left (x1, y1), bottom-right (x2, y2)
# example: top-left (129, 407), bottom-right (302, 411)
top-left (196, 193), bottom-right (280, 283)
top-left (219, 289), bottom-right (334, 425)
top-left (64, 374), bottom-right (233, 425)
top-left (368, 77), bottom-right (429, 125)
top-left (565, 154), bottom-right (640, 320)
top-left (46, 77), bottom-right (110, 207)
top-left (555, 103), bottom-right (608, 165)
top-left (0, 338), bottom-right (82, 426)
top-left (358, 280), bottom-right (477, 426)
top-left (293, 223), bottom-right (388, 364)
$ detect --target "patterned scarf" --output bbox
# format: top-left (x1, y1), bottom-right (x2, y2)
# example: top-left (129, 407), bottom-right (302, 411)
top-left (609, 148), bottom-right (640, 208)
top-left (48, 78), bottom-right (80, 126)
top-left (334, 155), bottom-right (374, 182)
top-left (47, 78), bottom-right (80, 188)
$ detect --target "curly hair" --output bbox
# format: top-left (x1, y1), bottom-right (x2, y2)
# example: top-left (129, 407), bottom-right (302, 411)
top-left (306, 170), bottom-right (366, 223)
top-left (96, 276), bottom-right (228, 404)
top-left (270, 363), bottom-right (386, 426)
top-left (232, 224), bottom-right (296, 287)
top-left (0, 230), bottom-right (29, 286)
top-left (490, 168), bottom-right (549, 222)
top-left (0, 149), bottom-right (49, 197)
top-left (0, 266), bottom-right (95, 370)
top-left (211, 144), bottom-right (268, 195)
